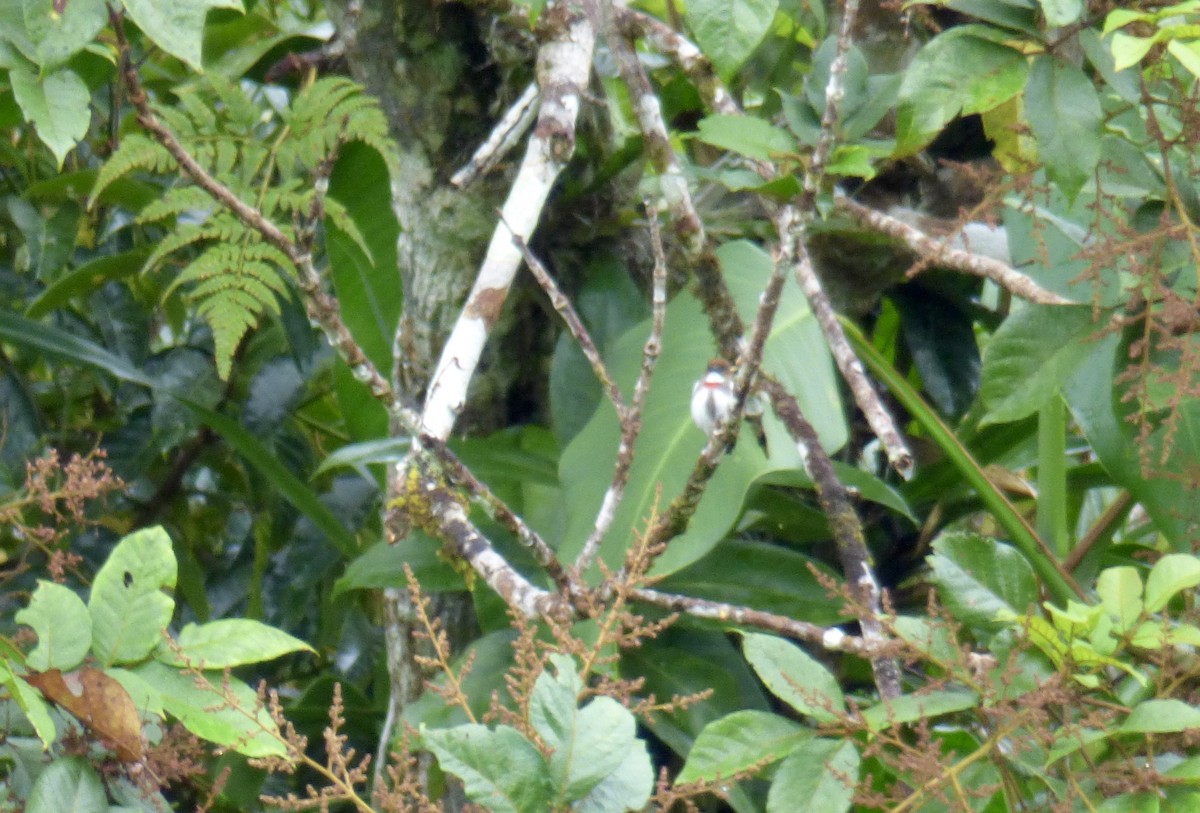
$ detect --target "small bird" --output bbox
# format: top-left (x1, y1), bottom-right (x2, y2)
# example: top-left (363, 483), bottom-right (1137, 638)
top-left (691, 359), bottom-right (737, 437)
top-left (690, 360), bottom-right (769, 454)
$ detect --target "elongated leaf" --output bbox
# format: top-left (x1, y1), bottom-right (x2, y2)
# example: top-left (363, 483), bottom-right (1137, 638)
top-left (1025, 56), bottom-right (1102, 200)
top-left (132, 660), bottom-right (285, 757)
top-left (677, 710), bottom-right (810, 784)
top-left (1144, 554), bottom-right (1200, 613)
top-left (766, 739), bottom-right (859, 813)
top-left (0, 310), bottom-right (155, 387)
top-left (859, 690), bottom-right (980, 730)
top-left (1120, 699), bottom-right (1200, 733)
top-left (741, 632), bottom-right (844, 722)
top-left (695, 115), bottom-right (797, 161)
top-left (161, 619), bottom-right (314, 668)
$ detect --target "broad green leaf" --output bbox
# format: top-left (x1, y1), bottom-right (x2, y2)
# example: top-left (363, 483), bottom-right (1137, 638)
top-left (9, 65), bottom-right (90, 167)
top-left (1038, 0), bottom-right (1082, 27)
top-left (326, 142), bottom-right (402, 374)
top-left (132, 660), bottom-right (285, 757)
top-left (530, 654), bottom-right (650, 806)
top-left (16, 581), bottom-right (91, 671)
top-left (1025, 56), bottom-right (1102, 201)
top-left (1119, 699), bottom-right (1200, 733)
top-left (88, 526), bottom-right (177, 667)
top-left (766, 739), bottom-right (859, 813)
top-left (402, 631), bottom-right (519, 729)
top-left (859, 690), bottom-right (980, 731)
top-left (1144, 554), bottom-right (1200, 612)
top-left (558, 241), bottom-right (844, 578)
top-left (741, 632), bottom-right (844, 722)
top-left (695, 115), bottom-right (798, 161)
top-left (980, 304), bottom-right (1097, 425)
top-left (25, 756), bottom-right (105, 813)
top-left (21, 0), bottom-right (108, 68)
top-left (677, 710), bottom-right (811, 784)
top-left (927, 532), bottom-right (1038, 634)
top-left (119, 0), bottom-right (245, 71)
top-left (1096, 567), bottom-right (1143, 632)
top-left (421, 725), bottom-right (552, 813)
top-left (685, 0), bottom-right (779, 77)
top-left (895, 27), bottom-right (1026, 155)
top-left (160, 619), bottom-right (314, 668)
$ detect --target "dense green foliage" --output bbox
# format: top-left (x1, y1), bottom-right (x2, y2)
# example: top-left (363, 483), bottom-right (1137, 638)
top-left (2, 0), bottom-right (1200, 811)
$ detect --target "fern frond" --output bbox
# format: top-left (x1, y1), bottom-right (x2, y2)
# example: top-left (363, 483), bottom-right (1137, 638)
top-left (172, 243), bottom-right (295, 378)
top-left (147, 214), bottom-right (246, 277)
top-left (89, 134), bottom-right (176, 209)
top-left (136, 186), bottom-right (215, 225)
top-left (281, 77), bottom-right (396, 174)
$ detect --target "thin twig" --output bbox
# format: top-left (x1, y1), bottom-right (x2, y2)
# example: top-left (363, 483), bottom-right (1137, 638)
top-left (509, 225), bottom-right (626, 412)
top-left (835, 194), bottom-right (1074, 306)
top-left (576, 205), bottom-right (669, 573)
top-left (628, 587), bottom-right (880, 657)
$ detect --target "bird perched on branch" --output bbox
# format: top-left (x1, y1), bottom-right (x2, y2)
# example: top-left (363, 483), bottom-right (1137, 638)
top-left (691, 359), bottom-right (769, 454)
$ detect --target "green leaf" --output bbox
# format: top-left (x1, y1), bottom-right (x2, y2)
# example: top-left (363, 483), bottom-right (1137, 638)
top-left (16, 581), bottom-right (92, 671)
top-left (0, 661), bottom-right (57, 746)
top-left (859, 690), bottom-right (980, 731)
top-left (766, 739), bottom-right (859, 813)
top-left (1024, 56), bottom-right (1102, 201)
top-left (1144, 554), bottom-right (1200, 612)
top-left (572, 743), bottom-right (655, 813)
top-left (1097, 567), bottom-right (1144, 632)
top-left (25, 248), bottom-right (151, 319)
top-left (1167, 38), bottom-right (1200, 81)
top-left (928, 532), bottom-right (1038, 634)
top-left (119, 0), bottom-right (245, 72)
top-left (88, 526), bottom-right (177, 667)
top-left (160, 619), bottom-right (314, 668)
top-left (421, 725), bottom-right (552, 813)
top-left (1109, 31), bottom-right (1155, 71)
top-left (1038, 0), bottom-right (1082, 27)
top-left (25, 756), bottom-right (106, 813)
top-left (530, 654), bottom-right (651, 806)
top-left (895, 27), bottom-right (1027, 155)
top-left (656, 538), bottom-right (846, 626)
top-left (132, 660), bottom-right (285, 757)
top-left (695, 115), bottom-right (798, 161)
top-left (676, 710), bottom-right (811, 784)
top-left (9, 64), bottom-right (90, 167)
top-left (326, 142), bottom-right (402, 374)
top-left (333, 534), bottom-right (463, 595)
top-left (21, 0), bottom-right (108, 68)
top-left (685, 0), bottom-right (779, 78)
top-left (980, 305), bottom-right (1097, 425)
top-left (1119, 699), bottom-right (1200, 733)
top-left (741, 632), bottom-right (844, 722)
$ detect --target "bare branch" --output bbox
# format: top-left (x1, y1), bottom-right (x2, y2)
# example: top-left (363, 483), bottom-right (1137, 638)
top-left (836, 194), bottom-right (1074, 305)
top-left (420, 1), bottom-right (597, 441)
top-left (629, 588), bottom-right (881, 657)
top-left (451, 82), bottom-right (540, 188)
